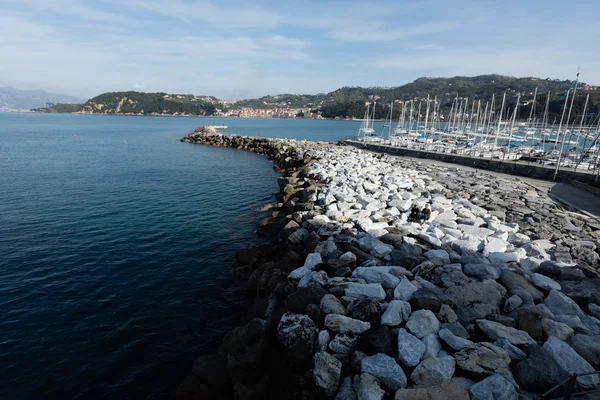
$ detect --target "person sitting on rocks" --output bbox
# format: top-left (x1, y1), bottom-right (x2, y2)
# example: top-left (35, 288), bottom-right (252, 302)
top-left (419, 204), bottom-right (431, 223)
top-left (409, 204), bottom-right (420, 222)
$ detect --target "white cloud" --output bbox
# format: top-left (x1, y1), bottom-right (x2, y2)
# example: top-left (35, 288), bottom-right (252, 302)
top-left (330, 21), bottom-right (460, 42)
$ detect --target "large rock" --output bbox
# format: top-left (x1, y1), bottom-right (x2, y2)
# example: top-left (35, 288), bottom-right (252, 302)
top-left (409, 288), bottom-right (454, 313)
top-left (544, 289), bottom-right (583, 317)
top-left (285, 283), bottom-right (328, 313)
top-left (439, 328), bottom-right (473, 351)
top-left (361, 353), bottom-right (408, 391)
top-left (277, 313), bottom-right (318, 370)
top-left (422, 333), bottom-right (443, 359)
top-left (358, 236), bottom-right (394, 258)
top-left (345, 283), bottom-right (387, 301)
top-left (468, 374), bottom-right (517, 400)
top-left (542, 318), bottom-right (574, 342)
top-left (513, 306), bottom-right (544, 340)
top-left (381, 300), bottom-right (411, 326)
top-left (320, 294), bottom-right (347, 315)
top-left (463, 263), bottom-right (501, 281)
top-left (571, 334), bottom-right (600, 369)
top-left (514, 345), bottom-right (570, 393)
top-left (397, 328), bottom-right (426, 367)
top-left (493, 339), bottom-right (526, 361)
top-left (406, 310), bottom-right (441, 338)
top-left (313, 351), bottom-right (342, 396)
top-left (394, 276), bottom-right (418, 301)
top-left (455, 343), bottom-right (512, 378)
top-left (394, 382), bottom-right (469, 400)
top-left (531, 273), bottom-right (561, 291)
top-left (445, 281), bottom-right (506, 324)
top-left (499, 271), bottom-right (544, 303)
top-left (335, 376), bottom-right (357, 400)
top-left (354, 267), bottom-right (400, 289)
top-left (325, 314), bottom-right (371, 335)
top-left (329, 333), bottom-right (358, 355)
top-left (354, 373), bottom-right (385, 400)
top-left (476, 319), bottom-right (535, 346)
top-left (410, 356), bottom-right (456, 386)
top-left (351, 298), bottom-right (382, 322)
top-left (543, 336), bottom-right (600, 388)
top-left (360, 325), bottom-right (395, 356)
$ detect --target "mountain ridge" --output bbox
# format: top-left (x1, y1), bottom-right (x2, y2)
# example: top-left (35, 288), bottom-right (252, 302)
top-left (29, 74), bottom-right (600, 120)
top-left (0, 87), bottom-right (85, 111)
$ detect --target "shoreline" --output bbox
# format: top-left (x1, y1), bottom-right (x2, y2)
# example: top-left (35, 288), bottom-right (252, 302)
top-left (175, 126), bottom-right (600, 399)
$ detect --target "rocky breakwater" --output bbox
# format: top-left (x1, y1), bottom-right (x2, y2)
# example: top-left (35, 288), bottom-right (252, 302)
top-left (176, 127), bottom-right (600, 400)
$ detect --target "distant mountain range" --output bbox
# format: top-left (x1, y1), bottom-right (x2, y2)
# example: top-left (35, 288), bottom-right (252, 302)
top-left (28, 74), bottom-right (600, 120)
top-left (0, 87), bottom-right (85, 111)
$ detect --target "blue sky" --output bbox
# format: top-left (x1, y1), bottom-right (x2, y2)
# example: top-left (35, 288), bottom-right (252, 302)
top-left (1, 0), bottom-right (598, 99)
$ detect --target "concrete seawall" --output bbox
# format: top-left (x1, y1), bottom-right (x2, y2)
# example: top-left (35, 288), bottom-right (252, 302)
top-left (344, 140), bottom-right (598, 184)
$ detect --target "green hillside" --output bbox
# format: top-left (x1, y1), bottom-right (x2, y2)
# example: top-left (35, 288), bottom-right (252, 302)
top-left (79, 91), bottom-right (219, 116)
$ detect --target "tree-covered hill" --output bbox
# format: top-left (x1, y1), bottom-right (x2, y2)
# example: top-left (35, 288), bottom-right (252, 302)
top-left (79, 91), bottom-right (219, 116)
top-left (314, 75), bottom-right (600, 122)
top-left (33, 91), bottom-right (220, 116)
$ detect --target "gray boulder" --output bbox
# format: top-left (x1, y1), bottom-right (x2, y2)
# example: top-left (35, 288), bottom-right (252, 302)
top-left (463, 263), bottom-right (501, 281)
top-left (397, 328), bottom-right (426, 367)
top-left (393, 276), bottom-right (418, 301)
top-left (410, 356), bottom-right (456, 386)
top-left (514, 345), bottom-right (569, 393)
top-left (329, 333), bottom-right (358, 355)
top-left (469, 374), bottom-right (518, 400)
top-left (345, 283), bottom-right (386, 301)
top-left (438, 304), bottom-right (458, 323)
top-left (446, 281), bottom-right (506, 324)
top-left (476, 319), bottom-right (535, 346)
top-left (543, 336), bottom-right (600, 388)
top-left (313, 351), bottom-right (342, 396)
top-left (499, 270), bottom-right (544, 303)
top-left (353, 373), bottom-right (385, 400)
top-left (571, 334), bottom-right (600, 369)
top-left (544, 289), bottom-right (583, 317)
top-left (493, 339), bottom-right (526, 361)
top-left (542, 318), bottom-right (574, 343)
top-left (406, 309), bottom-right (441, 339)
top-left (380, 300), bottom-right (411, 326)
top-left (334, 376), bottom-right (357, 400)
top-left (320, 294), bottom-right (347, 315)
top-left (317, 330), bottom-right (330, 352)
top-left (325, 314), bottom-right (371, 335)
top-left (439, 328), bottom-right (473, 351)
top-left (277, 313), bottom-right (318, 369)
top-left (531, 273), bottom-right (561, 291)
top-left (503, 295), bottom-right (523, 313)
top-left (361, 353), bottom-right (407, 391)
top-left (455, 343), bottom-right (512, 378)
top-left (422, 333), bottom-right (443, 359)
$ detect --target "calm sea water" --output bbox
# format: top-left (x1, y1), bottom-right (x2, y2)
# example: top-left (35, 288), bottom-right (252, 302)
top-left (0, 113), bottom-right (366, 400)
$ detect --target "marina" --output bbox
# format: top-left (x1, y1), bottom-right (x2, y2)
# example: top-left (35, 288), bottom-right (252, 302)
top-left (353, 84), bottom-right (600, 180)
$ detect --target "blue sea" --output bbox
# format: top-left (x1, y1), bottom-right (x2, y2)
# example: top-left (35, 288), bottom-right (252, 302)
top-left (0, 113), bottom-right (368, 399)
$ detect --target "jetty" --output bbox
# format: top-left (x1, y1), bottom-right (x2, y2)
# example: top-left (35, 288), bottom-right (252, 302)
top-left (177, 127), bottom-right (600, 400)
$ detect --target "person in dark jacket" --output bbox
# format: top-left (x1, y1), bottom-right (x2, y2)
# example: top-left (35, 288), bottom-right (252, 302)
top-left (419, 204), bottom-right (431, 223)
top-left (409, 204), bottom-right (420, 222)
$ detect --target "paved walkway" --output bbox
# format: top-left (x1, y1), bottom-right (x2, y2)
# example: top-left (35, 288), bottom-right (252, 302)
top-left (379, 153), bottom-right (600, 219)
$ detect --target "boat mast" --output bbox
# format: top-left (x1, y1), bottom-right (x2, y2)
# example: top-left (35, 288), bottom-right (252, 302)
top-left (506, 94), bottom-right (520, 156)
top-left (494, 93), bottom-right (506, 150)
top-left (424, 94), bottom-right (431, 140)
top-left (528, 87), bottom-right (538, 128)
top-left (388, 102), bottom-right (394, 139)
top-left (554, 72), bottom-right (580, 179)
top-left (574, 94), bottom-right (590, 170)
top-left (553, 90), bottom-right (570, 152)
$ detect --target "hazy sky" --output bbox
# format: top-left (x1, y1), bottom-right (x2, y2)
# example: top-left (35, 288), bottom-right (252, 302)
top-left (1, 0), bottom-right (598, 99)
